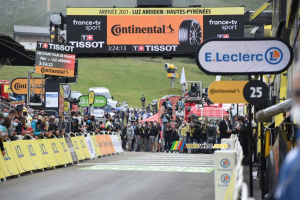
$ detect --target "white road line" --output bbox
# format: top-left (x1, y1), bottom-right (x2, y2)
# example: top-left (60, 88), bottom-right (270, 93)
top-left (77, 163), bottom-right (214, 167)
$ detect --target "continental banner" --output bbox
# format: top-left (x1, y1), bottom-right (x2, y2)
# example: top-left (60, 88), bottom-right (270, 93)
top-left (66, 7), bottom-right (244, 55)
top-left (95, 135), bottom-right (109, 155)
top-left (35, 66), bottom-right (75, 77)
top-left (10, 77), bottom-right (44, 95)
top-left (208, 81), bottom-right (248, 103)
top-left (105, 135), bottom-right (116, 155)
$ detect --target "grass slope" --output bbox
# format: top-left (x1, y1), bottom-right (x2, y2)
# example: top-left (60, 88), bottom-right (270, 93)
top-left (0, 57), bottom-right (216, 107)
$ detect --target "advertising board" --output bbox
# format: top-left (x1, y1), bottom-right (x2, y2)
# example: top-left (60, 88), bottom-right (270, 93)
top-left (66, 7), bottom-right (244, 55)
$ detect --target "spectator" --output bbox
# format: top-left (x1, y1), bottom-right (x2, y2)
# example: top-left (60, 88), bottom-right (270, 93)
top-left (129, 111), bottom-right (136, 124)
top-left (161, 110), bottom-right (170, 130)
top-left (2, 107), bottom-right (9, 118)
top-left (141, 95), bottom-right (146, 109)
top-left (175, 107), bottom-right (184, 118)
top-left (126, 122), bottom-right (134, 151)
top-left (134, 123), bottom-right (141, 151)
top-left (176, 97), bottom-right (185, 111)
top-left (164, 122), bottom-right (173, 153)
top-left (31, 115), bottom-right (41, 138)
top-left (236, 116), bottom-right (250, 165)
top-left (39, 108), bottom-right (46, 116)
top-left (149, 121), bottom-right (158, 152)
top-left (48, 115), bottom-right (56, 132)
top-left (219, 114), bottom-right (232, 139)
top-left (155, 121), bottom-right (162, 152)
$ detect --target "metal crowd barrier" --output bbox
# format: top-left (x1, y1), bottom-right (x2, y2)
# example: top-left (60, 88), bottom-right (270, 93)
top-left (0, 131), bottom-right (124, 182)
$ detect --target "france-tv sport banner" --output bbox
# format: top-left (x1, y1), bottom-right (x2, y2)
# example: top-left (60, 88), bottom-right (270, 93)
top-left (66, 7), bottom-right (244, 54)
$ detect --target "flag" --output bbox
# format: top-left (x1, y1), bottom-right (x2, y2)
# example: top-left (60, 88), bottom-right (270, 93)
top-left (180, 67), bottom-right (186, 85)
top-left (216, 76), bottom-right (221, 81)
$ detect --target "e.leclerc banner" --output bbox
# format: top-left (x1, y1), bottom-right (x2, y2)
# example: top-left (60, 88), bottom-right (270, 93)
top-left (196, 38), bottom-right (293, 75)
top-left (79, 95), bottom-right (107, 107)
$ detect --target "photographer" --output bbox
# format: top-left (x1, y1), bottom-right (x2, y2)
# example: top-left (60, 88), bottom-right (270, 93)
top-left (194, 120), bottom-right (202, 144)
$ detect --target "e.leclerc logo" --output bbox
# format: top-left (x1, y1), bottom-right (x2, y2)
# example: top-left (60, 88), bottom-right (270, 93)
top-left (205, 47), bottom-right (283, 65)
top-left (265, 47), bottom-right (283, 65)
top-left (221, 174), bottom-right (230, 184)
top-left (226, 143), bottom-right (231, 149)
top-left (220, 159), bottom-right (230, 168)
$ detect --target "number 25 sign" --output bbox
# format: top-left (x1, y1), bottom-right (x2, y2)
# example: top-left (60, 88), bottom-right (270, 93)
top-left (208, 80), bottom-right (268, 105)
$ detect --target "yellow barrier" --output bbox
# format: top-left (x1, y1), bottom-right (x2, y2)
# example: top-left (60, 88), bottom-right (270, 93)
top-left (23, 140), bottom-right (44, 170)
top-left (58, 138), bottom-right (73, 164)
top-left (0, 142), bottom-right (19, 177)
top-left (78, 136), bottom-right (91, 159)
top-left (71, 137), bottom-right (85, 161)
top-left (10, 140), bottom-right (35, 173)
top-left (0, 158), bottom-right (4, 180)
top-left (47, 138), bottom-right (66, 167)
top-left (91, 135), bottom-right (102, 157)
top-left (37, 139), bottom-right (58, 168)
top-left (0, 133), bottom-right (122, 180)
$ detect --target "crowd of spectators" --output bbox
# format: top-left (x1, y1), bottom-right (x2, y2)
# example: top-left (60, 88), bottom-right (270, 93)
top-left (0, 99), bottom-right (253, 162)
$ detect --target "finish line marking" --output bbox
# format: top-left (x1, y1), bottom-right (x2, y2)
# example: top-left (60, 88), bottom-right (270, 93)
top-left (78, 165), bottom-right (214, 173)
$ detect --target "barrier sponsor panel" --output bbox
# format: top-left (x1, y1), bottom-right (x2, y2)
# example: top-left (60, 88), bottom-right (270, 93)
top-left (85, 134), bottom-right (97, 159)
top-left (214, 150), bottom-right (236, 200)
top-left (221, 139), bottom-right (235, 151)
top-left (171, 141), bottom-right (186, 151)
top-left (65, 136), bottom-right (79, 163)
top-left (110, 135), bottom-right (123, 153)
top-left (58, 138), bottom-right (73, 164)
top-left (37, 139), bottom-right (58, 168)
top-left (90, 135), bottom-right (102, 157)
top-left (47, 139), bottom-right (66, 166)
top-left (0, 158), bottom-right (4, 179)
top-left (24, 140), bottom-right (44, 170)
top-left (105, 135), bottom-right (115, 155)
top-left (71, 137), bottom-right (85, 161)
top-left (0, 142), bottom-right (19, 177)
top-left (78, 136), bottom-right (91, 159)
top-left (95, 135), bottom-right (109, 155)
top-left (10, 140), bottom-right (35, 173)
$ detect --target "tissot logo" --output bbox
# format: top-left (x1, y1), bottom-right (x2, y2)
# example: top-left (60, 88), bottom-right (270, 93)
top-left (43, 43), bottom-right (48, 49)
top-left (111, 24), bottom-right (174, 36)
top-left (37, 42), bottom-right (75, 52)
top-left (81, 34), bottom-right (94, 41)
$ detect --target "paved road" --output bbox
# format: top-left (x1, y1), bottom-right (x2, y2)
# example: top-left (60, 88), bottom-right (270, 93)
top-left (0, 152), bottom-right (215, 200)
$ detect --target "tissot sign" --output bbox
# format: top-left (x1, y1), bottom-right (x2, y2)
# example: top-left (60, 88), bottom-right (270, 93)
top-left (66, 7), bottom-right (244, 55)
top-left (196, 38), bottom-right (293, 75)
